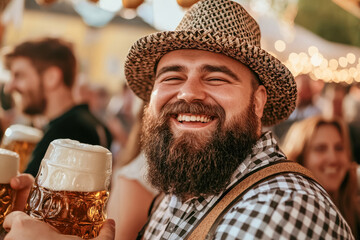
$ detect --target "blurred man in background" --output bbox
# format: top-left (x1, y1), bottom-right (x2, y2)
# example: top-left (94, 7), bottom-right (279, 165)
top-left (4, 37), bottom-right (112, 176)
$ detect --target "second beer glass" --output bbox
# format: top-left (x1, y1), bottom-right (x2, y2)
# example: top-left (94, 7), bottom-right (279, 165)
top-left (1, 124), bottom-right (43, 173)
top-left (0, 149), bottom-right (19, 227)
top-left (25, 139), bottom-right (112, 239)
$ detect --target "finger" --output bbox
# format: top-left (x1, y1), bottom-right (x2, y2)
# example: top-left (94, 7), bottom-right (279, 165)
top-left (3, 211), bottom-right (29, 231)
top-left (10, 174), bottom-right (34, 190)
top-left (10, 174), bottom-right (35, 211)
top-left (95, 219), bottom-right (115, 240)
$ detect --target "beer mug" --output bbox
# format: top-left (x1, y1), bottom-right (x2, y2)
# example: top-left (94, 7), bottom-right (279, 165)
top-left (0, 149), bottom-right (19, 227)
top-left (25, 139), bottom-right (112, 239)
top-left (1, 124), bottom-right (43, 173)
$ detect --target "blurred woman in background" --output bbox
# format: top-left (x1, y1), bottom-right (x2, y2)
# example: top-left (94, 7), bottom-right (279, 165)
top-left (107, 102), bottom-right (157, 240)
top-left (282, 115), bottom-right (360, 238)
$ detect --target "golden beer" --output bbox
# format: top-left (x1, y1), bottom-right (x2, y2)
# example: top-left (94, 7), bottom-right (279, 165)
top-left (0, 149), bottom-right (19, 227)
top-left (26, 139), bottom-right (112, 239)
top-left (2, 141), bottom-right (37, 173)
top-left (26, 183), bottom-right (109, 238)
top-left (1, 125), bottom-right (43, 173)
top-left (0, 184), bottom-right (15, 226)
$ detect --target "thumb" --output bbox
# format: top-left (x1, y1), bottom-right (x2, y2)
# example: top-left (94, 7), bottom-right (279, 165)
top-left (95, 219), bottom-right (115, 240)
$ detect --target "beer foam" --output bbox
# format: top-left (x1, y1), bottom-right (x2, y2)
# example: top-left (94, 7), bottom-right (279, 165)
top-left (0, 148), bottom-right (19, 183)
top-left (38, 139), bottom-right (112, 192)
top-left (3, 124), bottom-right (43, 145)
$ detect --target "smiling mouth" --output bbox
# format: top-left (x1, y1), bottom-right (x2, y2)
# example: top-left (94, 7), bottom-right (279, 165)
top-left (175, 114), bottom-right (215, 123)
top-left (323, 166), bottom-right (339, 175)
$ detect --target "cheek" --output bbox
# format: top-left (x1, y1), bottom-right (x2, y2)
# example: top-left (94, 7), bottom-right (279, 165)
top-left (149, 88), bottom-right (164, 114)
top-left (338, 153), bottom-right (351, 168)
top-left (214, 98), bottom-right (243, 117)
top-left (303, 152), bottom-right (322, 171)
top-left (150, 86), bottom-right (176, 111)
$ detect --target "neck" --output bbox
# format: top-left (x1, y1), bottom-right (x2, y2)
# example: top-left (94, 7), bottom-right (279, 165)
top-left (44, 88), bottom-right (75, 120)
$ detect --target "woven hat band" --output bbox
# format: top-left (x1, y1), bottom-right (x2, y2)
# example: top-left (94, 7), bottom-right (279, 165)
top-left (176, 0), bottom-right (261, 46)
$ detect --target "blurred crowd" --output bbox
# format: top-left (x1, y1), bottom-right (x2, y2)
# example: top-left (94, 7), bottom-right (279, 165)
top-left (269, 74), bottom-right (360, 164)
top-left (0, 68), bottom-right (142, 165)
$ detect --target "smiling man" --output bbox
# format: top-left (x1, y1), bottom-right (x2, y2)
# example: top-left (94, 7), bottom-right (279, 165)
top-left (141, 50), bottom-right (265, 199)
top-left (4, 38), bottom-right (112, 176)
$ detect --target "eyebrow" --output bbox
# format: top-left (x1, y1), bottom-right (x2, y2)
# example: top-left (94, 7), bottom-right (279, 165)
top-left (155, 64), bottom-right (240, 81)
top-left (155, 65), bottom-right (186, 79)
top-left (200, 65), bottom-right (239, 81)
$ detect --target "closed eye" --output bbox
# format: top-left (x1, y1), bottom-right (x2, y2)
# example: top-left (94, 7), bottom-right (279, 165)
top-left (312, 145), bottom-right (327, 153)
top-left (158, 76), bottom-right (185, 84)
top-left (334, 144), bottom-right (344, 152)
top-left (206, 78), bottom-right (231, 85)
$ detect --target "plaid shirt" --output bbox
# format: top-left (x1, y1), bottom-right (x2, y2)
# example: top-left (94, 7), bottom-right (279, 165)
top-left (143, 131), bottom-right (355, 240)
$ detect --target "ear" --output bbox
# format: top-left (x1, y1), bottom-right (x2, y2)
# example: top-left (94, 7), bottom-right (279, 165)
top-left (42, 67), bottom-right (63, 91)
top-left (253, 85), bottom-right (267, 119)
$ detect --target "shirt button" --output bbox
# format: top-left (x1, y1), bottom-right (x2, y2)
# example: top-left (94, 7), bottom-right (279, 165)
top-left (168, 226), bottom-right (174, 232)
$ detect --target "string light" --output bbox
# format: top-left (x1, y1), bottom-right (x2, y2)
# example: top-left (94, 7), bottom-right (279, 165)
top-left (346, 53), bottom-right (356, 64)
top-left (284, 48), bottom-right (359, 84)
top-left (339, 57), bottom-right (348, 68)
top-left (274, 40), bottom-right (286, 52)
top-left (308, 46), bottom-right (318, 56)
top-left (329, 59), bottom-right (338, 71)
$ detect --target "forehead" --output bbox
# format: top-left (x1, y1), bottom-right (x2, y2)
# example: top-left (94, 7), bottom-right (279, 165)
top-left (9, 57), bottom-right (35, 71)
top-left (314, 124), bottom-right (342, 140)
top-left (156, 49), bottom-right (251, 73)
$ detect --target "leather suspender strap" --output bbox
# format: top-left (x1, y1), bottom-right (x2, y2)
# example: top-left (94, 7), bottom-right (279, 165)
top-left (186, 160), bottom-right (318, 240)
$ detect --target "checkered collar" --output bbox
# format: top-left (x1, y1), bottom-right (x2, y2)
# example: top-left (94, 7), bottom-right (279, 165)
top-left (167, 131), bottom-right (287, 213)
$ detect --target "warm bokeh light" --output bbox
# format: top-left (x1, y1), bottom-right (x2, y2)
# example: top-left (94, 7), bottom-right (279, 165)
top-left (355, 72), bottom-right (360, 82)
top-left (274, 40), bottom-right (286, 52)
top-left (303, 63), bottom-right (312, 74)
top-left (319, 58), bottom-right (328, 69)
top-left (308, 46), bottom-right (319, 56)
top-left (349, 67), bottom-right (357, 78)
top-left (329, 59), bottom-right (339, 71)
top-left (346, 53), bottom-right (356, 64)
top-left (338, 57), bottom-right (348, 68)
top-left (310, 53), bottom-right (323, 67)
top-left (285, 49), bottom-right (359, 84)
top-left (288, 52), bottom-right (299, 64)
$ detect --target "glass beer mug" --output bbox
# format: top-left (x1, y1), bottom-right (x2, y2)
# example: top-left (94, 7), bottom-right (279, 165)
top-left (0, 149), bottom-right (19, 227)
top-left (25, 139), bottom-right (112, 239)
top-left (1, 124), bottom-right (43, 173)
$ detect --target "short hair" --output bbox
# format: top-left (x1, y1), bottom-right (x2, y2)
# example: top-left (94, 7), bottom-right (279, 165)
top-left (4, 37), bottom-right (77, 88)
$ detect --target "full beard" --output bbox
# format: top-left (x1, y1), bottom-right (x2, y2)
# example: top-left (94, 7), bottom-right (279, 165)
top-left (23, 80), bottom-right (46, 115)
top-left (24, 99), bottom-right (46, 115)
top-left (142, 98), bottom-right (259, 200)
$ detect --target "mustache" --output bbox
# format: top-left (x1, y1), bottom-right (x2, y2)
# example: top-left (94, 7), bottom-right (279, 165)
top-left (158, 100), bottom-right (226, 120)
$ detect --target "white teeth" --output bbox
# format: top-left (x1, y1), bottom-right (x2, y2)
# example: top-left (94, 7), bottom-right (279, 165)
top-left (176, 114), bottom-right (212, 123)
top-left (323, 167), bottom-right (337, 175)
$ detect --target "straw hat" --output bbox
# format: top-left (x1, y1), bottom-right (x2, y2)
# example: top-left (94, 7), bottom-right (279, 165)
top-left (125, 0), bottom-right (297, 126)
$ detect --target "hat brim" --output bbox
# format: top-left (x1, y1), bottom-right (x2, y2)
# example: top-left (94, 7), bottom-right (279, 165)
top-left (125, 30), bottom-right (297, 126)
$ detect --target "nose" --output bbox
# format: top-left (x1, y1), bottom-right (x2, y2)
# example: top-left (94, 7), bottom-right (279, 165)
top-left (326, 148), bottom-right (338, 163)
top-left (177, 77), bottom-right (206, 102)
top-left (3, 80), bottom-right (15, 94)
